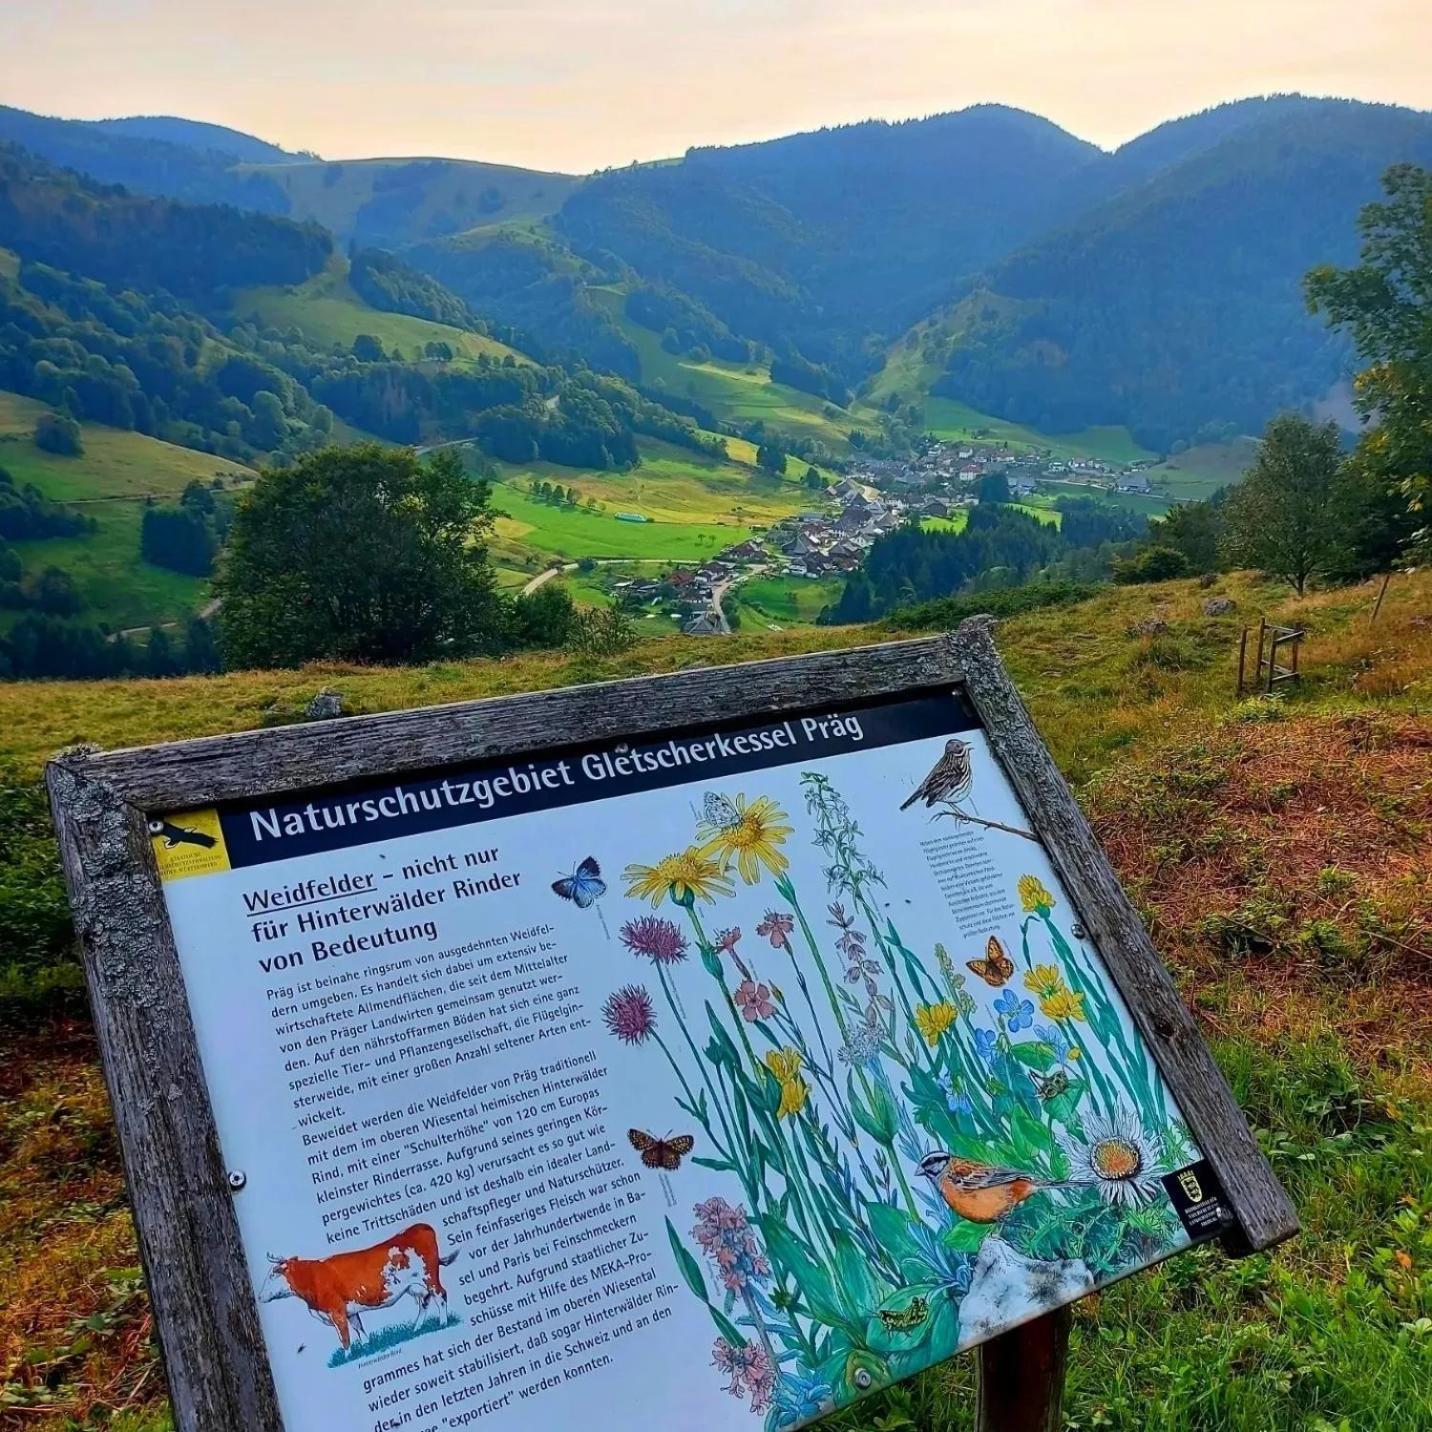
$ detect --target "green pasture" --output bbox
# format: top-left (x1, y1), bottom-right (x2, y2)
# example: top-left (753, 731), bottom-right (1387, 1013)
top-left (923, 396), bottom-right (1154, 465)
top-left (731, 574), bottom-right (843, 628)
top-left (0, 391), bottom-right (252, 629)
top-left (489, 480), bottom-right (752, 561)
top-left (231, 263), bottom-right (524, 363)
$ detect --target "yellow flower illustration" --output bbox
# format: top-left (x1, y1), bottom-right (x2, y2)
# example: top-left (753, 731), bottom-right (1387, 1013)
top-left (914, 1001), bottom-right (958, 1047)
top-left (1023, 964), bottom-right (1064, 999)
top-left (699, 794), bottom-right (793, 885)
top-left (765, 1047), bottom-right (810, 1119)
top-left (1018, 874), bottom-right (1056, 913)
top-left (623, 848), bottom-right (734, 907)
top-left (1040, 989), bottom-right (1087, 1023)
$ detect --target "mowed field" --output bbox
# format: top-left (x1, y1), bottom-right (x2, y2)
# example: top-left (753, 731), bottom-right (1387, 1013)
top-left (0, 391), bottom-right (253, 630)
top-left (730, 574), bottom-right (843, 628)
top-left (232, 261), bottom-right (526, 364)
top-left (487, 436), bottom-right (817, 562)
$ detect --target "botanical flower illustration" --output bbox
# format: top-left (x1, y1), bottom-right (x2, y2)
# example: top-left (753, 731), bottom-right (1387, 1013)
top-left (624, 847), bottom-right (734, 907)
top-left (698, 793), bottom-right (793, 884)
top-left (693, 1197), bottom-right (771, 1293)
top-left (756, 910), bottom-right (795, 947)
top-left (993, 988), bottom-right (1035, 1031)
top-left (765, 1047), bottom-right (810, 1119)
top-left (1040, 988), bottom-right (1087, 1023)
top-left (612, 768), bottom-right (1196, 1422)
top-left (914, 1000), bottom-right (958, 1047)
top-left (712, 1338), bottom-right (777, 1413)
top-left (1023, 964), bottom-right (1063, 999)
top-left (601, 985), bottom-right (656, 1044)
top-left (1018, 874), bottom-right (1056, 914)
top-left (733, 979), bottom-right (776, 1022)
top-left (1059, 1109), bottom-right (1164, 1207)
top-left (620, 915), bottom-right (689, 965)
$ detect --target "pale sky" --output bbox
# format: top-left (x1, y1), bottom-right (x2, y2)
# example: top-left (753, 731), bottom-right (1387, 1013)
top-left (4, 0), bottom-right (1429, 173)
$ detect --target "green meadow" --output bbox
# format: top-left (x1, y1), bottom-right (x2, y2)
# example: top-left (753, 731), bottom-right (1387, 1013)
top-left (0, 391), bottom-right (253, 630)
top-left (231, 261), bottom-right (524, 363)
top-left (590, 286), bottom-right (862, 452)
top-left (730, 574), bottom-right (843, 627)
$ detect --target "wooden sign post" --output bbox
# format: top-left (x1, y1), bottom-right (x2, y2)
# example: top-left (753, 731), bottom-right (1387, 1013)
top-left (48, 619), bottom-right (1296, 1432)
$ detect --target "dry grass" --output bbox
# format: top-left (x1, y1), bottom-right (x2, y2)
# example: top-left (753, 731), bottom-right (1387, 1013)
top-left (1, 567), bottom-right (1429, 1428)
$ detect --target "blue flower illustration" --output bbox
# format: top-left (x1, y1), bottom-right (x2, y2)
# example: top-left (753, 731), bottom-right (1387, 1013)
top-left (771, 1371), bottom-right (834, 1427)
top-left (994, 989), bottom-right (1034, 1031)
top-left (947, 1087), bottom-right (973, 1118)
top-left (1035, 1023), bottom-right (1071, 1062)
top-left (973, 1027), bottom-right (998, 1060)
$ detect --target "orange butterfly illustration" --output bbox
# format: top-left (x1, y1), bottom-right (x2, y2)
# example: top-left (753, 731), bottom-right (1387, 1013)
top-left (966, 935), bottom-right (1014, 987)
top-left (628, 1130), bottom-right (695, 1171)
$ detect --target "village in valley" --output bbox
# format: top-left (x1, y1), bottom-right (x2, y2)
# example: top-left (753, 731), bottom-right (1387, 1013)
top-left (592, 437), bottom-right (1159, 634)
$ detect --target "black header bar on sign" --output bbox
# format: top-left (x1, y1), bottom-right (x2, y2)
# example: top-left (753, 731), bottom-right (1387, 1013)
top-left (215, 690), bottom-right (978, 869)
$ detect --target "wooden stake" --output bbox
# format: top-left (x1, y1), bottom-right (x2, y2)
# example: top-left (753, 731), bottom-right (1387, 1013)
top-left (1370, 571), bottom-right (1392, 625)
top-left (975, 1305), bottom-right (1072, 1432)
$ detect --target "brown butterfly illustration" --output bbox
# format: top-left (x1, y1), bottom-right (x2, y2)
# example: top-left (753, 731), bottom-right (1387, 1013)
top-left (628, 1129), bottom-right (695, 1171)
top-left (966, 935), bottom-right (1014, 987)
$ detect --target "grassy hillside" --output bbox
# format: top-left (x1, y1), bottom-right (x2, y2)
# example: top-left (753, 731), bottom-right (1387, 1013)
top-left (0, 391), bottom-right (253, 630)
top-left (869, 301), bottom-right (1156, 464)
top-left (591, 286), bottom-right (863, 453)
top-left (232, 260), bottom-right (526, 363)
top-left (242, 156), bottom-right (580, 247)
top-left (1, 571), bottom-right (1429, 1429)
top-left (484, 434), bottom-right (816, 564)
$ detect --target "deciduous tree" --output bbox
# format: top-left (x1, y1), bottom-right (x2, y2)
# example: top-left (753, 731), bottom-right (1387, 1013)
top-left (217, 444), bottom-right (502, 667)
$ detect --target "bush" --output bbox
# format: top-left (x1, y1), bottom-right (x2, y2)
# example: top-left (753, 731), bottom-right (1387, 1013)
top-left (1112, 545), bottom-right (1190, 584)
top-left (34, 412), bottom-right (83, 456)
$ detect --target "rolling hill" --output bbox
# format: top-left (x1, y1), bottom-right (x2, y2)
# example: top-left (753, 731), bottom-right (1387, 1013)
top-left (6, 94), bottom-right (1430, 451)
top-left (0, 390), bottom-right (253, 630)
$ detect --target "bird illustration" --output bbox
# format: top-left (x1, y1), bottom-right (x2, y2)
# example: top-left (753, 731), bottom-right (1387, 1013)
top-left (918, 1151), bottom-right (1061, 1224)
top-left (147, 819), bottom-right (216, 850)
top-left (900, 739), bottom-right (974, 813)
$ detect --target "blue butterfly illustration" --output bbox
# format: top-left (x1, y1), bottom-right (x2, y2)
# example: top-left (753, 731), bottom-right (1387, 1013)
top-left (552, 856), bottom-right (606, 909)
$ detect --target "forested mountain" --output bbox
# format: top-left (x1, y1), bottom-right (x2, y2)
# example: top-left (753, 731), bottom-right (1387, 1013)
top-left (3, 93), bottom-right (1431, 446)
top-left (0, 106), bottom-right (295, 212)
top-left (932, 100), bottom-right (1432, 447)
top-left (89, 116), bottom-right (307, 165)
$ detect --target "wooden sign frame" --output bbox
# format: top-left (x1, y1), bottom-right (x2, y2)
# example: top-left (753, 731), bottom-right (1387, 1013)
top-left (46, 618), bottom-right (1297, 1431)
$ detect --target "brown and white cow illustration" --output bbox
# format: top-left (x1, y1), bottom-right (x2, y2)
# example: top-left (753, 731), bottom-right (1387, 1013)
top-left (259, 1223), bottom-right (458, 1351)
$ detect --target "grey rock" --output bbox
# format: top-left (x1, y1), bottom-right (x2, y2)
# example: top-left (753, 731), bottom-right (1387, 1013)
top-left (305, 688), bottom-right (345, 721)
top-left (958, 1235), bottom-right (1095, 1344)
top-left (1202, 597), bottom-right (1236, 616)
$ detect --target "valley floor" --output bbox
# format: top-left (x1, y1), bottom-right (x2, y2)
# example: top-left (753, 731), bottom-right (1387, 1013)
top-left (1, 571), bottom-right (1429, 1428)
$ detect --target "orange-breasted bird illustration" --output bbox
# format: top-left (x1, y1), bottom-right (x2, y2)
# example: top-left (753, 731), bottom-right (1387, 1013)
top-left (918, 1150), bottom-right (1062, 1224)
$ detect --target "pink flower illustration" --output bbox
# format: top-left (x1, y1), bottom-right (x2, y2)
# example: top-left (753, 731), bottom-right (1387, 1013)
top-left (619, 916), bottom-right (689, 965)
top-left (711, 1338), bottom-right (776, 1413)
top-left (755, 911), bottom-right (795, 947)
top-left (601, 985), bottom-right (656, 1044)
top-left (733, 980), bottom-right (775, 1022)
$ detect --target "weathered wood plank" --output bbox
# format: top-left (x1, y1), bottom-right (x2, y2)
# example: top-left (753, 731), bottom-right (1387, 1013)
top-left (45, 762), bottom-right (284, 1432)
top-left (72, 636), bottom-right (961, 811)
top-left (975, 1306), bottom-right (1072, 1432)
top-left (948, 617), bottom-right (1299, 1252)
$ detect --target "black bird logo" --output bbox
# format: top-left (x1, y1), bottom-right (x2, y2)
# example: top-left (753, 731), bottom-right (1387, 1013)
top-left (900, 738), bottom-right (973, 813)
top-left (147, 819), bottom-right (217, 850)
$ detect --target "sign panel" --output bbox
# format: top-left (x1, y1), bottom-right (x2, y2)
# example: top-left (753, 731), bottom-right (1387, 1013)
top-left (151, 691), bottom-right (1230, 1431)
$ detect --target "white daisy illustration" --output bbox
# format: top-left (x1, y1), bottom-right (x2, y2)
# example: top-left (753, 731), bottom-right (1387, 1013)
top-left (1059, 1107), bottom-right (1163, 1208)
